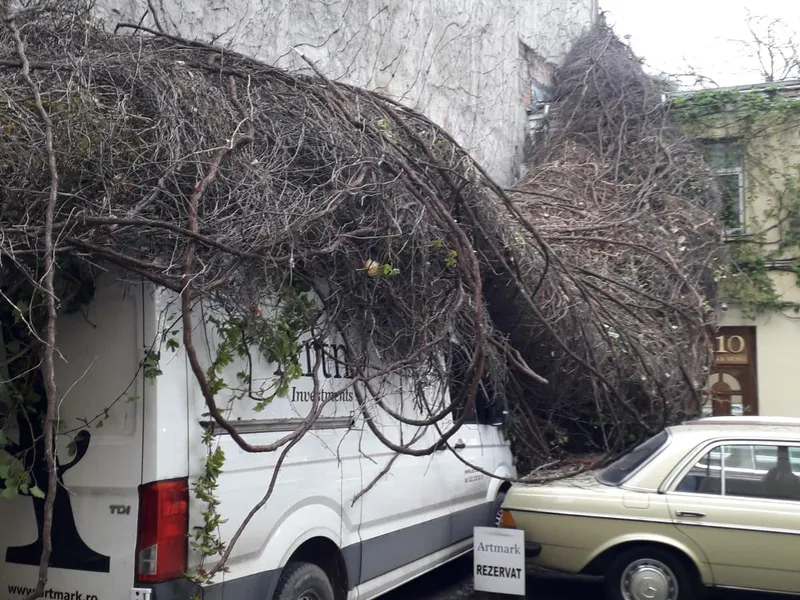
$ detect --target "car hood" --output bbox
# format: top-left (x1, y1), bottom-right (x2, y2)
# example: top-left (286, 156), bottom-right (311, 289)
top-left (504, 470), bottom-right (619, 508)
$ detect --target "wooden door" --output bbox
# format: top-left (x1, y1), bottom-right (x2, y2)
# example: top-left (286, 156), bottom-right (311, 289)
top-left (704, 326), bottom-right (758, 416)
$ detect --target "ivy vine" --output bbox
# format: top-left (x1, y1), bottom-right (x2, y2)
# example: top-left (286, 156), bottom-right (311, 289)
top-left (186, 284), bottom-right (316, 584)
top-left (671, 87), bottom-right (800, 317)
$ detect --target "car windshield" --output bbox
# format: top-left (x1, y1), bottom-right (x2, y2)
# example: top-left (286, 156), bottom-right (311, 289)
top-left (596, 430), bottom-right (669, 486)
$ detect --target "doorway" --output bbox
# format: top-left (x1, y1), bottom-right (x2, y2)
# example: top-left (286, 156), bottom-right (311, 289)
top-left (704, 326), bottom-right (759, 416)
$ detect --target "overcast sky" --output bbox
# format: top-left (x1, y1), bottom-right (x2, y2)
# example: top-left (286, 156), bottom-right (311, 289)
top-left (600, 0), bottom-right (800, 88)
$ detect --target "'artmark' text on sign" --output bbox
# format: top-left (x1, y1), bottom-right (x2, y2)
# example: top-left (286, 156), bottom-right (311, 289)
top-left (476, 542), bottom-right (521, 555)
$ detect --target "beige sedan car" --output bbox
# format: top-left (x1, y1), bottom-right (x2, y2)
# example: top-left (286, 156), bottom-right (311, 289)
top-left (500, 416), bottom-right (800, 600)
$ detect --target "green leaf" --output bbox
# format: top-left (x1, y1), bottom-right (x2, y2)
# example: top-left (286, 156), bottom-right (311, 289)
top-left (445, 249), bottom-right (458, 267)
top-left (13, 299), bottom-right (29, 322)
top-left (30, 485), bottom-right (45, 499)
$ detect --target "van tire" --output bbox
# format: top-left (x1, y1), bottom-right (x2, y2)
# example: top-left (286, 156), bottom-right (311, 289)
top-left (492, 490), bottom-right (507, 526)
top-left (274, 562), bottom-right (335, 600)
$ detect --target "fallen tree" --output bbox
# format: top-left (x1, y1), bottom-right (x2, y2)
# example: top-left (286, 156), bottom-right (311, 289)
top-left (485, 21), bottom-right (729, 470)
top-left (1, 4), bottom-right (725, 591)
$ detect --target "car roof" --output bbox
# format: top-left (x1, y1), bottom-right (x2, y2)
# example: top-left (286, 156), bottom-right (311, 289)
top-left (669, 416), bottom-right (800, 439)
top-left (620, 417), bottom-right (800, 490)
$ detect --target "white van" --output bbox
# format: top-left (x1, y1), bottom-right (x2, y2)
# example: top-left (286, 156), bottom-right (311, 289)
top-left (0, 274), bottom-right (515, 600)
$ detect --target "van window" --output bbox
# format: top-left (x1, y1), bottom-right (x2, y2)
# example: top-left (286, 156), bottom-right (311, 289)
top-left (451, 379), bottom-right (504, 425)
top-left (448, 345), bottom-right (503, 425)
top-left (596, 430), bottom-right (669, 486)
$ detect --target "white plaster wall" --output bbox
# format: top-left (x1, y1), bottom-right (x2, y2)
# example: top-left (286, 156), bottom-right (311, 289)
top-left (722, 306), bottom-right (800, 416)
top-left (94, 0), bottom-right (597, 184)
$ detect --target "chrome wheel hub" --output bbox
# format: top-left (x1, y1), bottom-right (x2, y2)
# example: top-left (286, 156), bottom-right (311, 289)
top-left (621, 558), bottom-right (678, 600)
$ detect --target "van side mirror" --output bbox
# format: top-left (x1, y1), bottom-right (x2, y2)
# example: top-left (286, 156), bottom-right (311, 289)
top-left (490, 408), bottom-right (509, 428)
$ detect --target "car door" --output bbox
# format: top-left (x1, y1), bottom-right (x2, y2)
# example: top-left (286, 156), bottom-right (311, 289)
top-left (666, 440), bottom-right (800, 594)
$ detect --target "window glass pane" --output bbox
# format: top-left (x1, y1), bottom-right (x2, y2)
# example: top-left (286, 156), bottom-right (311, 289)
top-left (725, 445), bottom-right (800, 501)
top-left (725, 445), bottom-right (754, 470)
top-left (698, 449), bottom-right (721, 467)
top-left (755, 445), bottom-right (777, 471)
top-left (722, 445), bottom-right (760, 498)
top-left (449, 344), bottom-right (478, 424)
top-left (449, 344), bottom-right (501, 425)
top-left (791, 448), bottom-right (800, 471)
top-left (676, 448), bottom-right (721, 494)
top-left (719, 173), bottom-right (742, 229)
top-left (790, 214), bottom-right (800, 244)
top-left (703, 141), bottom-right (742, 170)
top-left (597, 430), bottom-right (669, 486)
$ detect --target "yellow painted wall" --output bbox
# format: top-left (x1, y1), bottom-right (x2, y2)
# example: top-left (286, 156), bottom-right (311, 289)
top-left (742, 122), bottom-right (800, 272)
top-left (690, 94), bottom-right (800, 416)
top-left (721, 306), bottom-right (800, 416)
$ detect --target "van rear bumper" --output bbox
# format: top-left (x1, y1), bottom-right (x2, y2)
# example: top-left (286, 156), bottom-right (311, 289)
top-left (145, 569), bottom-right (280, 600)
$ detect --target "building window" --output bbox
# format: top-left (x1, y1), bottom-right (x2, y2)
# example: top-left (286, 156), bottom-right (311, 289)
top-left (788, 209), bottom-right (800, 244)
top-left (701, 140), bottom-right (744, 234)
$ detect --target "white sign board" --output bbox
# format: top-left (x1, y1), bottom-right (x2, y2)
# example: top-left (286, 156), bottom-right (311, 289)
top-left (473, 526), bottom-right (526, 596)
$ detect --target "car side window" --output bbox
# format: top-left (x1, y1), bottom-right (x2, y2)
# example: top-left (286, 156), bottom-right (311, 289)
top-left (676, 448), bottom-right (722, 495)
top-left (676, 443), bottom-right (800, 502)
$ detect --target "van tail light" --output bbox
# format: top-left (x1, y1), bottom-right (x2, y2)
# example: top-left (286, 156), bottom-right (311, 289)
top-left (135, 478), bottom-right (189, 583)
top-left (499, 509), bottom-right (517, 528)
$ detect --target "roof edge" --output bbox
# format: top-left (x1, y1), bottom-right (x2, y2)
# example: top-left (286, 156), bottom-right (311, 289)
top-left (666, 79), bottom-right (800, 99)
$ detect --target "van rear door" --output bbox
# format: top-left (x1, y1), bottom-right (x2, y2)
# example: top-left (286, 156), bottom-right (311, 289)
top-left (1, 276), bottom-right (145, 600)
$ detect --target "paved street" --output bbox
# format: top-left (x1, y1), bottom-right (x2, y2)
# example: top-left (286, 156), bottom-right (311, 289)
top-left (381, 554), bottom-right (779, 600)
top-left (381, 555), bottom-right (601, 600)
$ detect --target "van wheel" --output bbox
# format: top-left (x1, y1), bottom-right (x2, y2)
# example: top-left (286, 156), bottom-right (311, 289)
top-left (604, 546), bottom-right (703, 600)
top-left (274, 562), bottom-right (335, 600)
top-left (492, 490), bottom-right (507, 526)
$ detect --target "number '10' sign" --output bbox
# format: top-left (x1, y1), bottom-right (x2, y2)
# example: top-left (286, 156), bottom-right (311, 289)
top-left (715, 335), bottom-right (746, 354)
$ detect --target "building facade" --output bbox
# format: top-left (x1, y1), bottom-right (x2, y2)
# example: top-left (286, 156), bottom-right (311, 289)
top-left (671, 81), bottom-right (800, 417)
top-left (95, 0), bottom-right (598, 186)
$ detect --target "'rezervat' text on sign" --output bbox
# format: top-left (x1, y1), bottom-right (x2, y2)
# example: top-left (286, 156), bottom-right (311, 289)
top-left (473, 526), bottom-right (526, 596)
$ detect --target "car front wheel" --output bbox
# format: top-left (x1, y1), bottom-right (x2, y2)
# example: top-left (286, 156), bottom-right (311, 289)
top-left (605, 546), bottom-right (703, 600)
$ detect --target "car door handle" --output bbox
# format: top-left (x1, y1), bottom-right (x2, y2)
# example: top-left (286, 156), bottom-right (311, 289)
top-left (676, 511), bottom-right (706, 518)
top-left (454, 439), bottom-right (466, 449)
